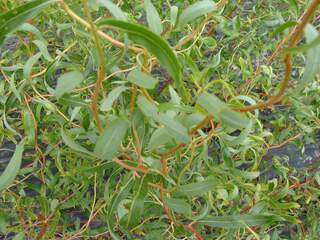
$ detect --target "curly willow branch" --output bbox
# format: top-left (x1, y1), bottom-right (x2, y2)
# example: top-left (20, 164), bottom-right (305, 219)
top-left (237, 0), bottom-right (320, 112)
top-left (82, 0), bottom-right (105, 133)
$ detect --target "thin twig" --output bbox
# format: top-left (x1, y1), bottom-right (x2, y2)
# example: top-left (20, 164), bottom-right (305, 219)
top-left (82, 0), bottom-right (105, 133)
top-left (160, 143), bottom-right (185, 175)
top-left (59, 0), bottom-right (143, 53)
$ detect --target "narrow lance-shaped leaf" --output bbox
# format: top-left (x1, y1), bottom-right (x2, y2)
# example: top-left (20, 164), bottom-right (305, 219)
top-left (54, 71), bottom-right (84, 98)
top-left (98, 0), bottom-right (127, 21)
top-left (23, 109), bottom-right (36, 145)
top-left (164, 197), bottom-right (192, 216)
top-left (137, 96), bottom-right (191, 144)
top-left (23, 52), bottom-right (42, 80)
top-left (127, 69), bottom-right (158, 89)
top-left (0, 139), bottom-right (26, 192)
top-left (108, 177), bottom-right (134, 218)
top-left (293, 24), bottom-right (320, 94)
top-left (0, 0), bottom-right (57, 44)
top-left (156, 112), bottom-right (191, 144)
top-left (176, 178), bottom-right (218, 197)
top-left (178, 0), bottom-right (217, 29)
top-left (136, 95), bottom-right (158, 118)
top-left (197, 93), bottom-right (250, 129)
top-left (94, 118), bottom-right (129, 160)
top-left (198, 214), bottom-right (284, 229)
top-left (127, 175), bottom-right (148, 226)
top-left (107, 177), bottom-right (134, 239)
top-left (60, 129), bottom-right (94, 156)
top-left (98, 19), bottom-right (190, 102)
top-left (33, 40), bottom-right (53, 61)
top-left (144, 0), bottom-right (163, 35)
top-left (100, 86), bottom-right (128, 111)
top-left (170, 6), bottom-right (179, 26)
top-left (149, 127), bottom-right (173, 150)
top-left (17, 23), bottom-right (44, 40)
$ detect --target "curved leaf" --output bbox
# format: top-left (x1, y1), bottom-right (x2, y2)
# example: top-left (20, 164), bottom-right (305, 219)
top-left (0, 139), bottom-right (26, 192)
top-left (23, 52), bottom-right (42, 80)
top-left (144, 0), bottom-right (163, 35)
top-left (293, 24), bottom-right (320, 94)
top-left (164, 197), bottom-right (191, 216)
top-left (98, 19), bottom-right (190, 102)
top-left (100, 86), bottom-right (128, 111)
top-left (170, 6), bottom-right (179, 26)
top-left (94, 117), bottom-right (129, 160)
top-left (198, 214), bottom-right (284, 229)
top-left (60, 129), bottom-right (94, 156)
top-left (17, 23), bottom-right (44, 40)
top-left (197, 93), bottom-right (250, 129)
top-left (54, 71), bottom-right (84, 98)
top-left (23, 109), bottom-right (36, 145)
top-left (128, 69), bottom-right (158, 89)
top-left (127, 176), bottom-right (148, 227)
top-left (137, 95), bottom-right (191, 144)
top-left (98, 0), bottom-right (127, 21)
top-left (176, 178), bottom-right (218, 197)
top-left (33, 40), bottom-right (53, 61)
top-left (0, 0), bottom-right (57, 44)
top-left (178, 0), bottom-right (217, 28)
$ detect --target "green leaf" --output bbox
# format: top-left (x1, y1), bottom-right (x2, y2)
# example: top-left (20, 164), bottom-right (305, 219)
top-left (230, 169), bottom-right (260, 180)
top-left (33, 40), bottom-right (53, 61)
top-left (60, 129), bottom-right (93, 155)
top-left (127, 176), bottom-right (148, 226)
top-left (17, 23), bottom-right (44, 40)
top-left (98, 19), bottom-right (190, 102)
top-left (23, 52), bottom-right (42, 80)
top-left (219, 108), bottom-right (250, 129)
top-left (108, 177), bottom-right (134, 217)
top-left (164, 197), bottom-right (191, 216)
top-left (100, 86), bottom-right (128, 111)
top-left (270, 201), bottom-right (300, 209)
top-left (137, 95), bottom-right (158, 118)
top-left (198, 214), bottom-right (284, 229)
top-left (94, 118), bottom-right (129, 160)
top-left (178, 0), bottom-right (217, 28)
top-left (156, 113), bottom-right (191, 144)
top-left (197, 92), bottom-right (225, 113)
top-left (144, 0), bottom-right (163, 35)
top-left (107, 177), bottom-right (134, 237)
top-left (149, 127), bottom-right (173, 150)
top-left (271, 21), bottom-right (296, 36)
top-left (137, 96), bottom-right (190, 144)
top-left (197, 93), bottom-right (249, 129)
top-left (0, 0), bottom-right (57, 44)
top-left (176, 178), bottom-right (217, 197)
top-left (170, 6), bottom-right (179, 26)
top-left (0, 139), bottom-right (25, 192)
top-left (98, 0), bottom-right (127, 21)
top-left (293, 24), bottom-right (320, 94)
top-left (289, 34), bottom-right (320, 53)
top-left (127, 69), bottom-right (158, 89)
top-left (23, 109), bottom-right (35, 145)
top-left (54, 71), bottom-right (84, 98)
